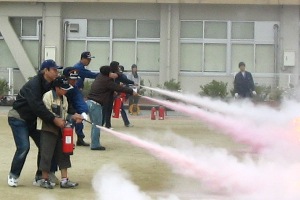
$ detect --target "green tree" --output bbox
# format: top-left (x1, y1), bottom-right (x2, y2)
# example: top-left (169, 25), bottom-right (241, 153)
top-left (163, 78), bottom-right (181, 91)
top-left (200, 80), bottom-right (228, 99)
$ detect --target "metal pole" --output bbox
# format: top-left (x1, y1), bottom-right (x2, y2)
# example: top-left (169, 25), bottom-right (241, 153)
top-left (38, 19), bottom-right (43, 71)
top-left (63, 21), bottom-right (69, 67)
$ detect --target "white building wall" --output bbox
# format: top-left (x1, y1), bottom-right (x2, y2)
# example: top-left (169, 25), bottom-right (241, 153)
top-left (280, 6), bottom-right (300, 76)
top-left (61, 3), bottom-right (160, 19)
top-left (0, 2), bottom-right (299, 94)
top-left (180, 4), bottom-right (280, 21)
top-left (43, 3), bottom-right (63, 64)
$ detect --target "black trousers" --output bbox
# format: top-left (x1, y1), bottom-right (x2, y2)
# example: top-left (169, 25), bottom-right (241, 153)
top-left (102, 96), bottom-right (114, 128)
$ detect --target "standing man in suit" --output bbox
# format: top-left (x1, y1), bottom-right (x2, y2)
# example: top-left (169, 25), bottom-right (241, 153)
top-left (234, 62), bottom-right (256, 98)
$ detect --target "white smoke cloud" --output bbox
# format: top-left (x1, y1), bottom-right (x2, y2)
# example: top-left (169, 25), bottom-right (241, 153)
top-left (94, 87), bottom-right (300, 199)
top-left (92, 164), bottom-right (180, 200)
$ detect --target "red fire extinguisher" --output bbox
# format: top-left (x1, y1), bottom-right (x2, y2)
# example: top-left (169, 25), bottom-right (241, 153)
top-left (113, 95), bottom-right (122, 118)
top-left (158, 106), bottom-right (165, 120)
top-left (151, 107), bottom-right (157, 120)
top-left (120, 92), bottom-right (126, 103)
top-left (62, 123), bottom-right (73, 155)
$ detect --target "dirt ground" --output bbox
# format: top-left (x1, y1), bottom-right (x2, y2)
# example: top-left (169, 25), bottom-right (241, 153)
top-left (0, 106), bottom-right (246, 200)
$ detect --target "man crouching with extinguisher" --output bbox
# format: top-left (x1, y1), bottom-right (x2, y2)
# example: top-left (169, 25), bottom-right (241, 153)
top-left (37, 76), bottom-right (83, 189)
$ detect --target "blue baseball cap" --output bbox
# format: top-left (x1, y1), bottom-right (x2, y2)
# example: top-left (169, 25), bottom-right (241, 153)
top-left (81, 51), bottom-right (95, 59)
top-left (40, 59), bottom-right (63, 71)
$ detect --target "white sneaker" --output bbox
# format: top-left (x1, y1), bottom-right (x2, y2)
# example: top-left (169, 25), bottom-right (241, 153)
top-left (8, 175), bottom-right (18, 187)
top-left (33, 178), bottom-right (56, 187)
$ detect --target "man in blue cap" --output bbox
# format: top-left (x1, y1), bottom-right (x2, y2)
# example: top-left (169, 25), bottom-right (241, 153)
top-left (7, 59), bottom-right (65, 187)
top-left (72, 51), bottom-right (98, 146)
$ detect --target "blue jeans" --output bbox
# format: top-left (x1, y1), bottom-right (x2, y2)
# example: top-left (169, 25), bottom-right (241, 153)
top-left (86, 100), bottom-right (102, 148)
top-left (8, 117), bottom-right (41, 178)
top-left (8, 117), bottom-right (57, 178)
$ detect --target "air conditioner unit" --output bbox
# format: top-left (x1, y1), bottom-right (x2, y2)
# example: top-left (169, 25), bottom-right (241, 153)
top-left (63, 19), bottom-right (87, 38)
top-left (69, 24), bottom-right (79, 33)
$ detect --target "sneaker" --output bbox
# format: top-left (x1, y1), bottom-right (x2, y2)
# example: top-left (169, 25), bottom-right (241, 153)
top-left (8, 175), bottom-right (18, 187)
top-left (33, 177), bottom-right (56, 187)
top-left (125, 124), bottom-right (134, 127)
top-left (60, 179), bottom-right (78, 189)
top-left (49, 172), bottom-right (60, 185)
top-left (40, 179), bottom-right (54, 189)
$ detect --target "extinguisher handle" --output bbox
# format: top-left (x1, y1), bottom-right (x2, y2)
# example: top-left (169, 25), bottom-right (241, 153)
top-left (64, 122), bottom-right (72, 128)
top-left (83, 119), bottom-right (94, 125)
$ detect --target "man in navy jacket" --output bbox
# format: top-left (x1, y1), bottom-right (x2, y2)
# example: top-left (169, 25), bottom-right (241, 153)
top-left (72, 51), bottom-right (98, 146)
top-left (234, 62), bottom-right (256, 98)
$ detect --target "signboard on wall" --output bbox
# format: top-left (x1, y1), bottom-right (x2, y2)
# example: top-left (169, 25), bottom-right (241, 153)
top-left (45, 46), bottom-right (56, 61)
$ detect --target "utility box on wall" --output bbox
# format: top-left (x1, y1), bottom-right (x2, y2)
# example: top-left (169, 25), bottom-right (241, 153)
top-left (283, 51), bottom-right (296, 67)
top-left (45, 46), bottom-right (56, 61)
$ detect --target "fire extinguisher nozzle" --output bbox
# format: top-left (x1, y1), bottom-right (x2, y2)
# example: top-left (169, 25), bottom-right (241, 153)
top-left (83, 119), bottom-right (94, 125)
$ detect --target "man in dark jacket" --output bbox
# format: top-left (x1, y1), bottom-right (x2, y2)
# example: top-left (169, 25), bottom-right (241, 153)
top-left (7, 59), bottom-right (66, 187)
top-left (86, 65), bottom-right (137, 150)
top-left (234, 62), bottom-right (256, 98)
top-left (101, 61), bottom-right (134, 129)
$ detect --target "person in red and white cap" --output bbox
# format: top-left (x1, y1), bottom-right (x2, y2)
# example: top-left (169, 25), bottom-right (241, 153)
top-left (63, 67), bottom-right (90, 146)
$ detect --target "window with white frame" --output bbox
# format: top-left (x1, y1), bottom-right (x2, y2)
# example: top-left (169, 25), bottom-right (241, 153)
top-left (180, 20), bottom-right (228, 72)
top-left (112, 41), bottom-right (136, 69)
top-left (87, 41), bottom-right (110, 71)
top-left (10, 17), bottom-right (39, 37)
top-left (87, 20), bottom-right (110, 37)
top-left (66, 19), bottom-right (160, 72)
top-left (113, 19), bottom-right (136, 39)
top-left (231, 22), bottom-right (275, 73)
top-left (65, 40), bottom-right (86, 67)
top-left (204, 43), bottom-right (226, 72)
top-left (231, 44), bottom-right (254, 72)
top-left (231, 22), bottom-right (254, 40)
top-left (0, 17), bottom-right (40, 69)
top-left (180, 43), bottom-right (202, 72)
top-left (137, 20), bottom-right (160, 38)
top-left (180, 20), bottom-right (276, 74)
